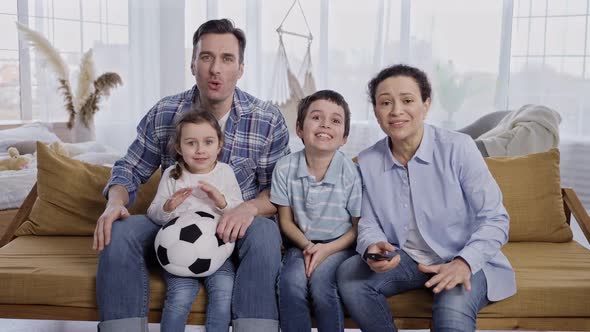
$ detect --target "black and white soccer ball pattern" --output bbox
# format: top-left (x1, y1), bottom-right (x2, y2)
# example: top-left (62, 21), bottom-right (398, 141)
top-left (154, 211), bottom-right (235, 277)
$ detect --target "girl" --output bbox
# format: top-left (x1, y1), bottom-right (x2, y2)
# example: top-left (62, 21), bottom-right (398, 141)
top-left (148, 110), bottom-right (243, 332)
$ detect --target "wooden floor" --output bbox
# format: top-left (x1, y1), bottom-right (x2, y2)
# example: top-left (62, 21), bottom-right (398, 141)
top-left (0, 320), bottom-right (568, 332)
top-left (0, 320), bottom-right (414, 332)
top-left (0, 319), bottom-right (205, 332)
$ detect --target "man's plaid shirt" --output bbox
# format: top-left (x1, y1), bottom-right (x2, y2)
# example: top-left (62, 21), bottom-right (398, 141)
top-left (104, 85), bottom-right (290, 204)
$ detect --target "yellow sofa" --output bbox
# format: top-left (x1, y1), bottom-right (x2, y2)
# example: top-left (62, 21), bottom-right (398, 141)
top-left (1, 144), bottom-right (589, 330)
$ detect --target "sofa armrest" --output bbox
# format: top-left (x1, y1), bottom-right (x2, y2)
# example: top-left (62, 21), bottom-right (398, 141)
top-left (0, 183), bottom-right (37, 247)
top-left (563, 187), bottom-right (590, 243)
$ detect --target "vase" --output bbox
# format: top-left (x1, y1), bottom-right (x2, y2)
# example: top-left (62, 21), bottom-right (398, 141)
top-left (71, 115), bottom-right (96, 143)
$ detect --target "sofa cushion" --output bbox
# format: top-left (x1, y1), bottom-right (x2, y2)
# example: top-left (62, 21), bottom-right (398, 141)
top-left (384, 241), bottom-right (590, 318)
top-left (1, 237), bottom-right (589, 318)
top-left (0, 236), bottom-right (205, 311)
top-left (15, 142), bottom-right (160, 236)
top-left (485, 149), bottom-right (573, 242)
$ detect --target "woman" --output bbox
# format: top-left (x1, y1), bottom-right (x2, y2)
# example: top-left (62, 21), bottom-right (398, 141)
top-left (336, 64), bottom-right (516, 332)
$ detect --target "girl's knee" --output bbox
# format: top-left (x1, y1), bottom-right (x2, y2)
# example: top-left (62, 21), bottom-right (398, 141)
top-left (166, 277), bottom-right (200, 299)
top-left (164, 290), bottom-right (198, 315)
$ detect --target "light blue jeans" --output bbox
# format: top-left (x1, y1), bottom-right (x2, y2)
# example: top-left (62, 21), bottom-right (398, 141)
top-left (278, 247), bottom-right (355, 332)
top-left (336, 250), bottom-right (489, 332)
top-left (96, 215), bottom-right (282, 332)
top-left (161, 259), bottom-right (234, 332)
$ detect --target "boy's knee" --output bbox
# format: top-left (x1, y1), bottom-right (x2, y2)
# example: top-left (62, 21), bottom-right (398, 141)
top-left (279, 267), bottom-right (307, 290)
top-left (336, 257), bottom-right (355, 284)
top-left (336, 257), bottom-right (364, 298)
top-left (279, 277), bottom-right (307, 301)
top-left (309, 278), bottom-right (337, 303)
top-left (309, 267), bottom-right (336, 293)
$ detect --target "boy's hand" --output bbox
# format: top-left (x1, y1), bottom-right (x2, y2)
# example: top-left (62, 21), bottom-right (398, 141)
top-left (303, 242), bottom-right (333, 278)
top-left (199, 181), bottom-right (227, 209)
top-left (163, 187), bottom-right (192, 212)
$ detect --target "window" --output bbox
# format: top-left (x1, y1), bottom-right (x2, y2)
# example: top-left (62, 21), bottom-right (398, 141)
top-left (183, 0), bottom-right (504, 131)
top-left (327, 0), bottom-right (402, 122)
top-left (0, 2), bottom-right (19, 122)
top-left (509, 0), bottom-right (590, 137)
top-left (1, 0), bottom-right (128, 123)
top-left (408, 0), bottom-right (504, 130)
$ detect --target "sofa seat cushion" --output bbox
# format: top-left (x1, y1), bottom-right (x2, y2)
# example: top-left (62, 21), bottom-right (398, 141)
top-left (0, 236), bottom-right (206, 311)
top-left (387, 241), bottom-right (590, 318)
top-left (1, 237), bottom-right (589, 318)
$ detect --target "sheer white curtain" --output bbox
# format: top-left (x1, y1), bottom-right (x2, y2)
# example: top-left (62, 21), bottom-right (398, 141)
top-left (185, 0), bottom-right (509, 157)
top-left (89, 0), bottom-right (590, 245)
top-left (95, 0), bottom-right (186, 153)
top-left (111, 1), bottom-right (590, 215)
top-left (93, 0), bottom-right (158, 153)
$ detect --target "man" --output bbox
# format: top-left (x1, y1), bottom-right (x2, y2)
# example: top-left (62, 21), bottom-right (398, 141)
top-left (94, 19), bottom-right (289, 332)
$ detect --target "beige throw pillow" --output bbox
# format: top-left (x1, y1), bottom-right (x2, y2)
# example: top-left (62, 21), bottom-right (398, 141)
top-left (485, 149), bottom-right (573, 242)
top-left (15, 142), bottom-right (160, 236)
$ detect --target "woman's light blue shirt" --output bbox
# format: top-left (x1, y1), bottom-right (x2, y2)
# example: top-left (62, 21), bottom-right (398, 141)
top-left (357, 124), bottom-right (516, 301)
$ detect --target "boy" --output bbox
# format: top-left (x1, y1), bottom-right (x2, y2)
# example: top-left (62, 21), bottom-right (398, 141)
top-left (270, 90), bottom-right (362, 332)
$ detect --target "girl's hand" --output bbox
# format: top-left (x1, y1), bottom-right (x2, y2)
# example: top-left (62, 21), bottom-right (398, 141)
top-left (199, 180), bottom-right (227, 209)
top-left (163, 187), bottom-right (192, 212)
top-left (303, 242), bottom-right (333, 278)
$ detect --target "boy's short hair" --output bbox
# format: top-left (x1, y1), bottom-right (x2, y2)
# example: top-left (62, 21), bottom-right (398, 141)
top-left (296, 90), bottom-right (351, 138)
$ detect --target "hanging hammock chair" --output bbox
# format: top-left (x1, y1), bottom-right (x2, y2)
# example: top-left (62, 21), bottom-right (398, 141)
top-left (270, 0), bottom-right (317, 135)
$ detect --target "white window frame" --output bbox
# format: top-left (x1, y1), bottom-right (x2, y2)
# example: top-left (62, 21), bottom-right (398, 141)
top-left (10, 0), bottom-right (128, 123)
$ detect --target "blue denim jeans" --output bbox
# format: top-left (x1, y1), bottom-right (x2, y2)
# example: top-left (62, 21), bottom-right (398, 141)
top-left (278, 247), bottom-right (355, 332)
top-left (337, 250), bottom-right (489, 332)
top-left (96, 215), bottom-right (282, 332)
top-left (161, 258), bottom-right (234, 332)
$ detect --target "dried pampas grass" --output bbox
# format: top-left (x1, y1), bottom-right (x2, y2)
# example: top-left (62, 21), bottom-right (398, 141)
top-left (16, 22), bottom-right (76, 126)
top-left (16, 22), bottom-right (122, 129)
top-left (16, 22), bottom-right (68, 80)
top-left (78, 72), bottom-right (122, 128)
top-left (74, 49), bottom-right (96, 113)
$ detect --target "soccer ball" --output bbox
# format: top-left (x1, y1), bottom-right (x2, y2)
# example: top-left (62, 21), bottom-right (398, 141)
top-left (154, 211), bottom-right (235, 277)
